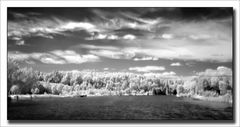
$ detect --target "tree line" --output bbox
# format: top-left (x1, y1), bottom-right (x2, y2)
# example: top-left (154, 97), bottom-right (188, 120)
top-left (8, 58), bottom-right (232, 97)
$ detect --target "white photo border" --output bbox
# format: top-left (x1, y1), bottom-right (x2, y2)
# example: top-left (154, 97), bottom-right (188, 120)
top-left (1, 0), bottom-right (239, 127)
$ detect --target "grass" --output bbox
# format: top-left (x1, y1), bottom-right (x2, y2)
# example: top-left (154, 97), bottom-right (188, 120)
top-left (8, 96), bottom-right (233, 120)
top-left (191, 94), bottom-right (232, 103)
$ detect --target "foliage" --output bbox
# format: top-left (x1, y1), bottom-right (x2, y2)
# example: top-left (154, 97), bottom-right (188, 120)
top-left (7, 58), bottom-right (38, 94)
top-left (7, 59), bottom-right (233, 99)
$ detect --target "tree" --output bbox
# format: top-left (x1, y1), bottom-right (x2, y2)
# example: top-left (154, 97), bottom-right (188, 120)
top-left (7, 58), bottom-right (20, 93)
top-left (177, 85), bottom-right (184, 95)
top-left (70, 74), bottom-right (83, 86)
top-left (219, 80), bottom-right (227, 95)
top-left (61, 73), bottom-right (71, 85)
top-left (106, 81), bottom-right (114, 91)
top-left (49, 71), bottom-right (63, 83)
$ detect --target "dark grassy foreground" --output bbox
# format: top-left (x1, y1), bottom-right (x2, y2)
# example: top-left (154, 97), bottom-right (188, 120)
top-left (8, 96), bottom-right (233, 120)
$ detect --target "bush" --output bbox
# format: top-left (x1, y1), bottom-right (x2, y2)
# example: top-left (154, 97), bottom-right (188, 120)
top-left (9, 85), bottom-right (21, 95)
top-left (201, 91), bottom-right (218, 97)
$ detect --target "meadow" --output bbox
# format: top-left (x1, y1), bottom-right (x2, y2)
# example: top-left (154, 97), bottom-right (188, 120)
top-left (8, 96), bottom-right (233, 120)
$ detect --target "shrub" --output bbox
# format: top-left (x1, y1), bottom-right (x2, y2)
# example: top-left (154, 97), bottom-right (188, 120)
top-left (31, 88), bottom-right (40, 94)
top-left (9, 85), bottom-right (21, 95)
top-left (201, 91), bottom-right (218, 97)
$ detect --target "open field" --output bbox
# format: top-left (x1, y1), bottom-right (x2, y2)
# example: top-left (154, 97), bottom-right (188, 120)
top-left (8, 96), bottom-right (233, 120)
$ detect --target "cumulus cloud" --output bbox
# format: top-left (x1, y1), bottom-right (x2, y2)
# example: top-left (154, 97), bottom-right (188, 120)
top-left (170, 62), bottom-right (181, 66)
top-left (123, 34), bottom-right (136, 40)
top-left (50, 50), bottom-right (100, 64)
top-left (89, 49), bottom-right (135, 59)
top-left (124, 47), bottom-right (193, 61)
top-left (161, 34), bottom-right (174, 39)
top-left (103, 68), bottom-right (109, 71)
top-left (129, 66), bottom-right (165, 72)
top-left (8, 50), bottom-right (100, 64)
top-left (197, 66), bottom-right (232, 76)
top-left (143, 71), bottom-right (177, 78)
top-left (60, 22), bottom-right (98, 32)
top-left (8, 51), bottom-right (65, 64)
top-left (162, 71), bottom-right (176, 76)
top-left (85, 33), bottom-right (120, 40)
top-left (133, 56), bottom-right (158, 61)
top-left (107, 35), bottom-right (119, 40)
top-left (16, 40), bottom-right (25, 46)
top-left (41, 57), bottom-right (65, 64)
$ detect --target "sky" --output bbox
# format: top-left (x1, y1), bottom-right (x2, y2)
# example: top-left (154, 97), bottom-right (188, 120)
top-left (7, 8), bottom-right (233, 76)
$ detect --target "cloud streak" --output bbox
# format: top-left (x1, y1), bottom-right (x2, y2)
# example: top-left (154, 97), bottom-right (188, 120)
top-left (197, 66), bottom-right (232, 76)
top-left (129, 66), bottom-right (165, 72)
top-left (170, 62), bottom-right (181, 66)
top-left (8, 50), bottom-right (100, 64)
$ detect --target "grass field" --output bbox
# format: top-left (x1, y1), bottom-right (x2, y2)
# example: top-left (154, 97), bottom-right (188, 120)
top-left (8, 96), bottom-right (233, 120)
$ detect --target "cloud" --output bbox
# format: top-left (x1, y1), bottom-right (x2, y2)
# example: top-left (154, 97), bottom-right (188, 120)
top-left (11, 37), bottom-right (22, 41)
top-left (185, 61), bottom-right (196, 67)
top-left (89, 49), bottom-right (135, 59)
top-left (80, 44), bottom-right (118, 50)
top-left (50, 50), bottom-right (100, 64)
top-left (161, 34), bottom-right (174, 39)
top-left (85, 33), bottom-right (119, 40)
top-left (8, 17), bottom-right (99, 42)
top-left (103, 68), bottom-right (109, 71)
top-left (60, 22), bottom-right (98, 32)
top-left (41, 57), bottom-right (66, 64)
top-left (123, 34), bottom-right (136, 40)
top-left (162, 71), bottom-right (176, 76)
top-left (189, 34), bottom-right (211, 40)
top-left (8, 52), bottom-right (30, 61)
top-left (8, 8), bottom-right (232, 63)
top-left (16, 40), bottom-right (25, 45)
top-left (107, 35), bottom-right (119, 40)
top-left (170, 62), bottom-right (181, 66)
top-left (123, 37), bottom-right (232, 62)
top-left (8, 51), bottom-right (65, 64)
top-left (10, 12), bottom-right (28, 18)
top-left (95, 34), bottom-right (107, 39)
top-left (197, 66), bottom-right (232, 76)
top-left (143, 71), bottom-right (177, 78)
top-left (8, 50), bottom-right (100, 64)
top-left (133, 56), bottom-right (158, 61)
top-left (129, 66), bottom-right (165, 72)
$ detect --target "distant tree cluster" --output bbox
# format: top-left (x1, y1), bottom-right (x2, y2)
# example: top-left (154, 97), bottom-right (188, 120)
top-left (179, 76), bottom-right (232, 97)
